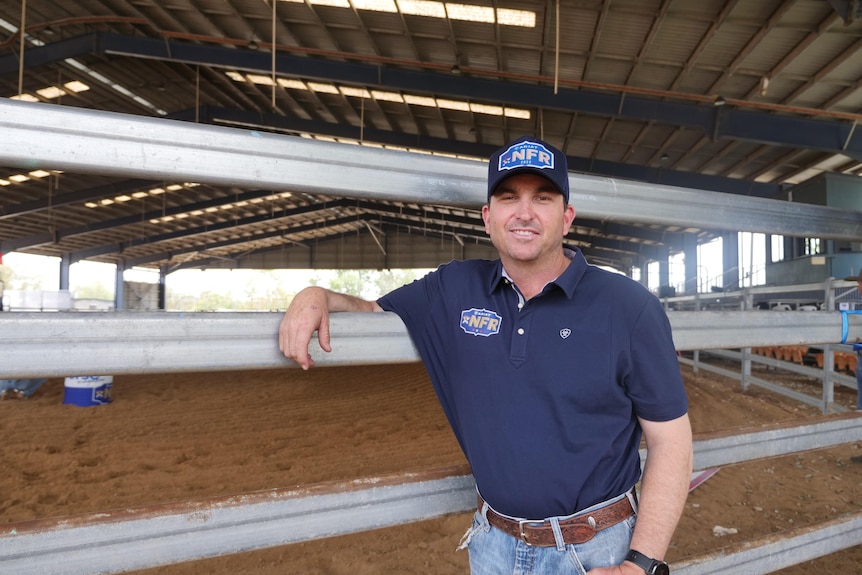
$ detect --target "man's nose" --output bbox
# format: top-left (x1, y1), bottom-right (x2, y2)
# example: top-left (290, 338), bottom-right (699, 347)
top-left (515, 197), bottom-right (535, 218)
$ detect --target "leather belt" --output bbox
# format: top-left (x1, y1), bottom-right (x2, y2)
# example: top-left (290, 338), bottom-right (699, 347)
top-left (478, 493), bottom-right (635, 547)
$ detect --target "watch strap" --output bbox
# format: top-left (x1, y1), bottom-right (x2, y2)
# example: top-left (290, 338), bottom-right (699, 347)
top-left (625, 549), bottom-right (668, 574)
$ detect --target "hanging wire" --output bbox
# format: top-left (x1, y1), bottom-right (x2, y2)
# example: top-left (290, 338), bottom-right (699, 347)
top-left (195, 65), bottom-right (200, 123)
top-left (17, 0), bottom-right (26, 96)
top-left (554, 0), bottom-right (560, 95)
top-left (360, 97), bottom-right (365, 143)
top-left (271, 0), bottom-right (277, 110)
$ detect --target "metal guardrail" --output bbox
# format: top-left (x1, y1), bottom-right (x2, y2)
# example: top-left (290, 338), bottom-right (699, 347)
top-left (2, 415), bottom-right (860, 575)
top-left (1, 310), bottom-right (861, 378)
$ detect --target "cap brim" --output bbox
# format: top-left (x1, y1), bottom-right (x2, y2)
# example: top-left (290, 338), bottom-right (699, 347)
top-left (489, 167), bottom-right (566, 196)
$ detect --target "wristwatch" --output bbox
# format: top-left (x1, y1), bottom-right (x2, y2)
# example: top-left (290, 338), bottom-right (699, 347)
top-left (625, 549), bottom-right (670, 575)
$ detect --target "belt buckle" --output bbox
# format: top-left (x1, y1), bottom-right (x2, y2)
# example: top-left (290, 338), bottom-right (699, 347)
top-left (518, 519), bottom-right (543, 546)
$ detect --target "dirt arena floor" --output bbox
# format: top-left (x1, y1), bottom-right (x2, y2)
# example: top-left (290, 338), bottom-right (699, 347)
top-left (2, 360), bottom-right (861, 574)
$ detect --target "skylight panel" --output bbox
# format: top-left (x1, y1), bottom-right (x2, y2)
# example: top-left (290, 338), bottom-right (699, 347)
top-left (371, 90), bottom-right (404, 103)
top-left (399, 0), bottom-right (447, 18)
top-left (504, 108), bottom-right (530, 119)
top-left (340, 86), bottom-right (372, 98)
top-left (306, 82), bottom-right (340, 94)
top-left (277, 0), bottom-right (534, 27)
top-left (63, 81), bottom-right (90, 93)
top-left (445, 3), bottom-right (494, 23)
top-left (247, 74), bottom-right (276, 86)
top-left (353, 0), bottom-right (398, 12)
top-left (437, 98), bottom-right (470, 112)
top-left (278, 78), bottom-right (307, 90)
top-left (403, 94), bottom-right (437, 107)
top-left (11, 93), bottom-right (39, 102)
top-left (36, 86), bottom-right (66, 99)
top-left (498, 8), bottom-right (535, 27)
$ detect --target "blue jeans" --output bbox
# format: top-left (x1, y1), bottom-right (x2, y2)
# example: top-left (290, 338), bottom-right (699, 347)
top-left (0, 378), bottom-right (47, 397)
top-left (461, 500), bottom-right (636, 575)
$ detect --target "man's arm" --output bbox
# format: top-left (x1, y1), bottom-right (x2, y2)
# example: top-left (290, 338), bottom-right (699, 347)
top-left (279, 286), bottom-right (383, 370)
top-left (589, 413), bottom-right (693, 574)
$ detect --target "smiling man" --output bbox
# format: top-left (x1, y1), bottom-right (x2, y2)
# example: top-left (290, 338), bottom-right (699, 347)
top-left (279, 136), bottom-right (692, 575)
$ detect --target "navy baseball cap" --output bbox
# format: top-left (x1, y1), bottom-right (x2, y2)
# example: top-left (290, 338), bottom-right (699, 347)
top-left (487, 136), bottom-right (569, 203)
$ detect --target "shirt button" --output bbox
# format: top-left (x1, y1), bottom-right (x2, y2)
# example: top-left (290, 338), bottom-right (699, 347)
top-left (517, 328), bottom-right (525, 335)
top-left (517, 302), bottom-right (523, 309)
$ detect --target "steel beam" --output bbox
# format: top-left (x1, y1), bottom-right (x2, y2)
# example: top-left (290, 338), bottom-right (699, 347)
top-left (1, 417), bottom-right (860, 575)
top-left (202, 106), bottom-right (782, 198)
top-left (0, 311), bottom-right (861, 378)
top-left (4, 32), bottom-right (862, 160)
top-left (1, 99), bottom-right (860, 240)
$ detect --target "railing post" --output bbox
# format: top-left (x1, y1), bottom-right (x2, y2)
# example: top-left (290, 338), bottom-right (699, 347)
top-left (741, 288), bottom-right (753, 391)
top-left (823, 343), bottom-right (836, 415)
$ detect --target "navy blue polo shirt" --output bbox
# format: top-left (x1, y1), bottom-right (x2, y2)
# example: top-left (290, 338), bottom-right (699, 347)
top-left (377, 248), bottom-right (688, 520)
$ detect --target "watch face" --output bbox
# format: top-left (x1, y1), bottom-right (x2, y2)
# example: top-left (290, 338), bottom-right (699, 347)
top-left (652, 562), bottom-right (670, 575)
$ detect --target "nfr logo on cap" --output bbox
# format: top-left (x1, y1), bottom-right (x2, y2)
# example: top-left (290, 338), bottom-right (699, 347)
top-left (498, 140), bottom-right (555, 172)
top-left (487, 136), bottom-right (570, 204)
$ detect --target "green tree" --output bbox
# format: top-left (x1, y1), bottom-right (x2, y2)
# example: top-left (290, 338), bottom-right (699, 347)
top-left (326, 269), bottom-right (377, 299)
top-left (1, 264), bottom-right (46, 291)
top-left (375, 269), bottom-right (421, 296)
top-left (73, 282), bottom-right (113, 300)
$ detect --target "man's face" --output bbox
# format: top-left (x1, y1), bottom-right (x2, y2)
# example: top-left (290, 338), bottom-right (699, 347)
top-left (482, 173), bottom-right (576, 266)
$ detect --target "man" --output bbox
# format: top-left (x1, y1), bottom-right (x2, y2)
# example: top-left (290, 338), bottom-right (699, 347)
top-left (280, 136), bottom-right (693, 575)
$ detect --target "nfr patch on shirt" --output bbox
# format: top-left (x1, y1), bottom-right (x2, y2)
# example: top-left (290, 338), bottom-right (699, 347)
top-left (498, 140), bottom-right (554, 172)
top-left (460, 308), bottom-right (502, 336)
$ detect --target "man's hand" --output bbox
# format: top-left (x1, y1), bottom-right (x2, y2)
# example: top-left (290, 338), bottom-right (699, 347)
top-left (587, 560), bottom-right (646, 574)
top-left (278, 286), bottom-right (382, 369)
top-left (279, 287), bottom-right (332, 370)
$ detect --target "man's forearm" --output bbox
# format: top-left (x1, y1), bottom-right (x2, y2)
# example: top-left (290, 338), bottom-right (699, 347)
top-left (321, 288), bottom-right (382, 313)
top-left (628, 414), bottom-right (693, 560)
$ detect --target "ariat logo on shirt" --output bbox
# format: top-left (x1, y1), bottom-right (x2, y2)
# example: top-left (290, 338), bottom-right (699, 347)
top-left (460, 308), bottom-right (502, 336)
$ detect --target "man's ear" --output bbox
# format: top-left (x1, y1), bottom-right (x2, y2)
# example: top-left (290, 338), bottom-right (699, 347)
top-left (563, 204), bottom-right (576, 231)
top-left (482, 204), bottom-right (491, 234)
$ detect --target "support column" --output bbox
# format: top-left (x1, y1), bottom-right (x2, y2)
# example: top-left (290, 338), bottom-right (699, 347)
top-left (59, 254), bottom-right (71, 291)
top-left (683, 233), bottom-right (698, 295)
top-left (657, 245), bottom-right (671, 297)
top-left (640, 258), bottom-right (650, 290)
top-left (722, 232), bottom-right (740, 291)
top-left (114, 261), bottom-right (125, 310)
top-left (158, 266), bottom-right (167, 310)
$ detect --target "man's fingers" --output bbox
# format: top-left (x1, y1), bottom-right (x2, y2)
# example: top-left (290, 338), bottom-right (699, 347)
top-left (317, 312), bottom-right (333, 353)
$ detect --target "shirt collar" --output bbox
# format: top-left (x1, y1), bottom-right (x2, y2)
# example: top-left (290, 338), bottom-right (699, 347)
top-left (489, 246), bottom-right (587, 299)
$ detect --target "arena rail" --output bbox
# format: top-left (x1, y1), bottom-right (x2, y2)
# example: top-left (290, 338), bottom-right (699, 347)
top-left (680, 347), bottom-right (857, 413)
top-left (1, 310), bottom-right (861, 378)
top-left (2, 415), bottom-right (860, 575)
top-left (1, 98), bottom-right (861, 240)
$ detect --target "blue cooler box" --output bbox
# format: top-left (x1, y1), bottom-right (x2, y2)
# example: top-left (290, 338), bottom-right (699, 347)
top-left (63, 376), bottom-right (113, 407)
